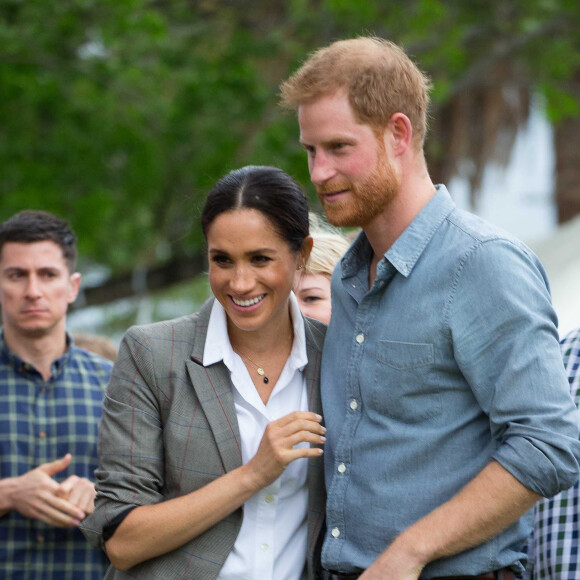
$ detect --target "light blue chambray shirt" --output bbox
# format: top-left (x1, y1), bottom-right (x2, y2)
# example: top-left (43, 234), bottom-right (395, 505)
top-left (321, 185), bottom-right (580, 578)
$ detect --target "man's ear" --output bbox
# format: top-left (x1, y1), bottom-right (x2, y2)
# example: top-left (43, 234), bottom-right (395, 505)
top-left (387, 112), bottom-right (413, 156)
top-left (67, 272), bottom-right (82, 305)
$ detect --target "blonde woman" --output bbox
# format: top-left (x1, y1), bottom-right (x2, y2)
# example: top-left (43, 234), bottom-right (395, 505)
top-left (293, 214), bottom-right (350, 324)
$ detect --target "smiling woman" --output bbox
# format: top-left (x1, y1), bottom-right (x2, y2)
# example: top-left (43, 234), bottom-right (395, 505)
top-left (82, 166), bottom-right (328, 580)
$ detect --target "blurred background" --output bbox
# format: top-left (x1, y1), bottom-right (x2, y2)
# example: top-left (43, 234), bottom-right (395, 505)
top-left (1, 0), bottom-right (579, 343)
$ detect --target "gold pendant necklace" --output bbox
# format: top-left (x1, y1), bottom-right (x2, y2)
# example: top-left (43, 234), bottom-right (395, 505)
top-left (232, 333), bottom-right (293, 385)
top-left (235, 350), bottom-right (270, 383)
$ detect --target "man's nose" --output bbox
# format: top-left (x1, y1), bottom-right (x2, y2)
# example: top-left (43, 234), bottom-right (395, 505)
top-left (310, 151), bottom-right (336, 186)
top-left (25, 275), bottom-right (42, 299)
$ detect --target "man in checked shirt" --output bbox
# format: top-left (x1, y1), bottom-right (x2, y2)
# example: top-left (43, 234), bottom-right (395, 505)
top-left (0, 210), bottom-right (112, 579)
top-left (526, 326), bottom-right (580, 580)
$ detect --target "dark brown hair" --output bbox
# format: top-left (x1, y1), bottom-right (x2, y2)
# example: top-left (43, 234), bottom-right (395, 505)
top-left (201, 166), bottom-right (310, 253)
top-left (0, 210), bottom-right (78, 271)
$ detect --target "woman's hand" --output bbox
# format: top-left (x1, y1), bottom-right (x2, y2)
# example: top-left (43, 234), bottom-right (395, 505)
top-left (244, 411), bottom-right (325, 490)
top-left (105, 411), bottom-right (325, 571)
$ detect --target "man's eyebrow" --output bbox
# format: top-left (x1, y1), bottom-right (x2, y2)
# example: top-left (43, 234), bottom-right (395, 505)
top-left (2, 266), bottom-right (26, 273)
top-left (2, 266), bottom-right (60, 274)
top-left (300, 136), bottom-right (352, 147)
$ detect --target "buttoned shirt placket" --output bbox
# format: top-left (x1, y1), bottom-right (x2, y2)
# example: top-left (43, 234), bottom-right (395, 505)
top-left (323, 258), bottom-right (398, 565)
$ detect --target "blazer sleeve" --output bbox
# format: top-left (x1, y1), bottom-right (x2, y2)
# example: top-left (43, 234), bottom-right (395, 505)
top-left (81, 324), bottom-right (167, 549)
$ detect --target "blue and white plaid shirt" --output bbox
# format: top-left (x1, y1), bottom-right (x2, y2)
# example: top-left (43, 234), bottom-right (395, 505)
top-left (527, 327), bottom-right (580, 579)
top-left (0, 332), bottom-right (112, 579)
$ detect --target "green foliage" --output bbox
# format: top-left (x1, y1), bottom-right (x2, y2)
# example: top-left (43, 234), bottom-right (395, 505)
top-left (1, 0), bottom-right (579, 278)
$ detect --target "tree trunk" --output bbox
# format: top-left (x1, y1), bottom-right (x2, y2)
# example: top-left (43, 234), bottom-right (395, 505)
top-left (555, 72), bottom-right (580, 224)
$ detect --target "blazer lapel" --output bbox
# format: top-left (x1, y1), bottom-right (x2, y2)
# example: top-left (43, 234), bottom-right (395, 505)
top-left (185, 299), bottom-right (242, 474)
top-left (303, 317), bottom-right (325, 416)
top-left (303, 316), bottom-right (327, 575)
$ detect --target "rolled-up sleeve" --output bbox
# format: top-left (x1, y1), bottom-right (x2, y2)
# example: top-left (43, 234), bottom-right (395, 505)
top-left (81, 326), bottom-right (166, 549)
top-left (449, 239), bottom-right (580, 497)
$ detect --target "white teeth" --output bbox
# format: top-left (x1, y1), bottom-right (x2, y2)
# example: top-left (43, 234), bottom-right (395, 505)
top-left (232, 295), bottom-right (265, 307)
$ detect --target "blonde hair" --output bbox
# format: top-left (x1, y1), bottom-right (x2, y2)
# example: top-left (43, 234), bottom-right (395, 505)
top-left (280, 36), bottom-right (431, 148)
top-left (305, 214), bottom-right (350, 278)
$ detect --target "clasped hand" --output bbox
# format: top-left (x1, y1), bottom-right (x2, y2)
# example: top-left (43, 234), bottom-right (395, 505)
top-left (11, 453), bottom-right (96, 528)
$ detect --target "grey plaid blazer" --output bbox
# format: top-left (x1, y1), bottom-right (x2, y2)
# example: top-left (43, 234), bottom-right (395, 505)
top-left (81, 298), bottom-right (327, 580)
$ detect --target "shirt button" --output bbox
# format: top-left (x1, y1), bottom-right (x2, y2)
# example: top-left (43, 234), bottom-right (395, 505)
top-left (356, 333), bottom-right (364, 344)
top-left (331, 527), bottom-right (341, 538)
top-left (264, 494), bottom-right (274, 503)
top-left (39, 432), bottom-right (46, 439)
top-left (261, 543), bottom-right (269, 551)
top-left (337, 463), bottom-right (346, 474)
top-left (349, 399), bottom-right (358, 411)
top-left (401, 262), bottom-right (408, 274)
top-left (37, 534), bottom-right (45, 543)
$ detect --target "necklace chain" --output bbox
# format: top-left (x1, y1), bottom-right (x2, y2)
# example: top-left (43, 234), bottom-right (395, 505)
top-left (232, 333), bottom-right (293, 385)
top-left (235, 350), bottom-right (269, 383)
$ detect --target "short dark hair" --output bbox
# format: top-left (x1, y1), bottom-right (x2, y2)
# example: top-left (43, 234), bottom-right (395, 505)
top-left (0, 210), bottom-right (78, 271)
top-left (201, 166), bottom-right (310, 252)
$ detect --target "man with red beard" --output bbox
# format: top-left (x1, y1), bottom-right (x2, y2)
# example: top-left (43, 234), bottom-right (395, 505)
top-left (281, 37), bottom-right (580, 580)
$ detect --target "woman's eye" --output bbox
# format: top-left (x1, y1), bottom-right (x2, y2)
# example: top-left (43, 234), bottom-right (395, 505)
top-left (252, 256), bottom-right (272, 265)
top-left (211, 255), bottom-right (231, 266)
top-left (303, 295), bottom-right (321, 303)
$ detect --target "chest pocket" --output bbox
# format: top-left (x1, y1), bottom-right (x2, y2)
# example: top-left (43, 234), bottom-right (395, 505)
top-left (372, 340), bottom-right (440, 423)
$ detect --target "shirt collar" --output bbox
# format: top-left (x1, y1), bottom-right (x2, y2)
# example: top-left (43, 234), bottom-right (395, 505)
top-left (203, 293), bottom-right (308, 371)
top-left (340, 184), bottom-right (455, 279)
top-left (0, 329), bottom-right (73, 378)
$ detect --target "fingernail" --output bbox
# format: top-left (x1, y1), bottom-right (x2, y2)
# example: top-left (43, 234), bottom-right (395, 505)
top-left (315, 414), bottom-right (322, 421)
top-left (317, 448), bottom-right (324, 454)
top-left (320, 436), bottom-right (326, 442)
top-left (321, 426), bottom-right (327, 433)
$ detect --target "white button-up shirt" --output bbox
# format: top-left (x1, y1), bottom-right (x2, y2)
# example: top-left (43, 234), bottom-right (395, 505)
top-left (204, 295), bottom-right (309, 580)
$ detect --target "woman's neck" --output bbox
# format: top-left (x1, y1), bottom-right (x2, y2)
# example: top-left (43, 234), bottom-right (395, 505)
top-left (227, 311), bottom-right (294, 357)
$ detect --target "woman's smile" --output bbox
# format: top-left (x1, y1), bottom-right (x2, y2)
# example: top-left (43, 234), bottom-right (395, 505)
top-left (207, 208), bottom-right (304, 337)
